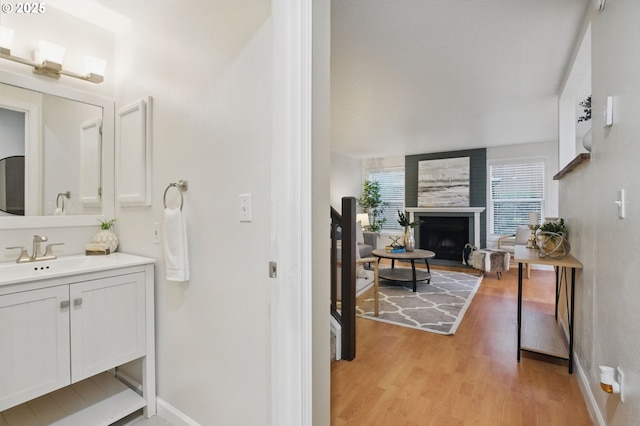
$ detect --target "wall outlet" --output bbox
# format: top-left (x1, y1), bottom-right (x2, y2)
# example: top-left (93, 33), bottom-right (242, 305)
top-left (152, 222), bottom-right (161, 244)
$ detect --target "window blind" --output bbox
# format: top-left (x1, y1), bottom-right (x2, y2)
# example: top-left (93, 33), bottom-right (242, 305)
top-left (490, 161), bottom-right (544, 236)
top-left (367, 168), bottom-right (404, 230)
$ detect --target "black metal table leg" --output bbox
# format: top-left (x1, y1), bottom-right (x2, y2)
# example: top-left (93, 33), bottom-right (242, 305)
top-left (425, 258), bottom-right (431, 284)
top-left (411, 260), bottom-right (417, 292)
top-left (555, 266), bottom-right (560, 320)
top-left (517, 262), bottom-right (523, 362)
top-left (569, 267), bottom-right (575, 374)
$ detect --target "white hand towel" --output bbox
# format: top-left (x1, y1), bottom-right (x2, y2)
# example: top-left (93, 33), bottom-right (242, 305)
top-left (54, 207), bottom-right (63, 216)
top-left (163, 207), bottom-right (190, 281)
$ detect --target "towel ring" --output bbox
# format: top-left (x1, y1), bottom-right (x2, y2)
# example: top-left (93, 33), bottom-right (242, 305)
top-left (163, 180), bottom-right (188, 210)
top-left (56, 191), bottom-right (71, 211)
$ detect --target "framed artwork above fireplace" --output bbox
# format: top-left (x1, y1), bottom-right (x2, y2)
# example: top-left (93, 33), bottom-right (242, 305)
top-left (418, 157), bottom-right (470, 207)
top-left (406, 148), bottom-right (487, 250)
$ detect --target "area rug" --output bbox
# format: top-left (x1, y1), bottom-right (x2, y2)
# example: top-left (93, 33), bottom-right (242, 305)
top-left (356, 269), bottom-right (483, 335)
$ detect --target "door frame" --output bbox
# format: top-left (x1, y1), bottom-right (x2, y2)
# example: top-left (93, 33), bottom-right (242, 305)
top-left (271, 0), bottom-right (314, 425)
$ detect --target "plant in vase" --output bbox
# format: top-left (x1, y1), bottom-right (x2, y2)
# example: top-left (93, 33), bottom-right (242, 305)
top-left (577, 96), bottom-right (591, 123)
top-left (537, 218), bottom-right (569, 258)
top-left (578, 95), bottom-right (592, 151)
top-left (93, 218), bottom-right (118, 252)
top-left (397, 210), bottom-right (422, 252)
top-left (358, 180), bottom-right (388, 234)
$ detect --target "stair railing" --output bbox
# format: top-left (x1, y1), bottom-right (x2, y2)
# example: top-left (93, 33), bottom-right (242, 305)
top-left (330, 197), bottom-right (357, 361)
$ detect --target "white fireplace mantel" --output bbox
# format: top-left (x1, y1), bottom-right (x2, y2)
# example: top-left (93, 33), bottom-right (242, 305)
top-left (406, 207), bottom-right (486, 248)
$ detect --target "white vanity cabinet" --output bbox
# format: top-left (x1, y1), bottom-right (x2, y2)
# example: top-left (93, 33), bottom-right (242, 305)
top-left (0, 286), bottom-right (72, 409)
top-left (0, 254), bottom-right (155, 425)
top-left (70, 272), bottom-right (146, 383)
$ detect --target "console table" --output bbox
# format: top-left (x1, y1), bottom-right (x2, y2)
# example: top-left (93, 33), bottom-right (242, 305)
top-left (514, 245), bottom-right (582, 373)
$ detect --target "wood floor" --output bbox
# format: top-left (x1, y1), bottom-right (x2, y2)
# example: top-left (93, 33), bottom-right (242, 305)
top-left (331, 265), bottom-right (592, 425)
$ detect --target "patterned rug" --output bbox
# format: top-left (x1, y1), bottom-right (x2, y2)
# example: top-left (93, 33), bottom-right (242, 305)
top-left (356, 269), bottom-right (483, 335)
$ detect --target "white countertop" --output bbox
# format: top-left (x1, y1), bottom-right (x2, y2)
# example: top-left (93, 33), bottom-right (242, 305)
top-left (0, 253), bottom-right (155, 286)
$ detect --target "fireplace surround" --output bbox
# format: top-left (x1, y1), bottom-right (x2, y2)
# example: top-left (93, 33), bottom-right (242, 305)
top-left (406, 207), bottom-right (485, 261)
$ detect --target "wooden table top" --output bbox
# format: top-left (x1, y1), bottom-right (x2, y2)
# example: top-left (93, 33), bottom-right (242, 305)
top-left (372, 248), bottom-right (436, 260)
top-left (514, 245), bottom-right (583, 269)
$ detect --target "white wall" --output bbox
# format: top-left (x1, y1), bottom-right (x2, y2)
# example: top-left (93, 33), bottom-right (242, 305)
top-left (312, 1), bottom-right (331, 424)
top-left (560, 2), bottom-right (640, 424)
top-left (330, 151), bottom-right (361, 209)
top-left (110, 2), bottom-right (273, 425)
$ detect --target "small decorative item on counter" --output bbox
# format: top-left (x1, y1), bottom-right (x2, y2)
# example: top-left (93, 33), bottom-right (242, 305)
top-left (85, 243), bottom-right (110, 256)
top-left (93, 218), bottom-right (118, 253)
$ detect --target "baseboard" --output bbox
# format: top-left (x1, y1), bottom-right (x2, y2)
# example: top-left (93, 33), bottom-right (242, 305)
top-left (574, 355), bottom-right (605, 426)
top-left (157, 398), bottom-right (200, 426)
top-left (115, 370), bottom-right (200, 426)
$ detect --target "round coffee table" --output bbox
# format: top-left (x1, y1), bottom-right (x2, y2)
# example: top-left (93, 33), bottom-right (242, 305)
top-left (371, 248), bottom-right (436, 292)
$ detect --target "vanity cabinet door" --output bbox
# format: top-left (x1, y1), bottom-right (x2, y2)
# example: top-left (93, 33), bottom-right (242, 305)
top-left (0, 286), bottom-right (71, 411)
top-left (69, 272), bottom-right (146, 383)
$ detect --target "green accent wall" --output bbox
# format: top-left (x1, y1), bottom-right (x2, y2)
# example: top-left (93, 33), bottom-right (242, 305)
top-left (405, 148), bottom-right (487, 248)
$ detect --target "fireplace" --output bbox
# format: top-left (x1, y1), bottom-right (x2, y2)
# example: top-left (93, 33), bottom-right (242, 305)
top-left (407, 207), bottom-right (486, 262)
top-left (418, 216), bottom-right (470, 260)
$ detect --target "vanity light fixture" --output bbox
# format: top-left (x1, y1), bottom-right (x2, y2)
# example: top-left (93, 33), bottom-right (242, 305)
top-left (0, 27), bottom-right (104, 84)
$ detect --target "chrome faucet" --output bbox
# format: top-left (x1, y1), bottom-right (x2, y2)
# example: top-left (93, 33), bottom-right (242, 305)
top-left (32, 235), bottom-right (48, 260)
top-left (5, 235), bottom-right (64, 263)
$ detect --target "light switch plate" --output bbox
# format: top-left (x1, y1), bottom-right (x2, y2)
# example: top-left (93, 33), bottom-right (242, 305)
top-left (604, 96), bottom-right (613, 127)
top-left (152, 222), bottom-right (161, 244)
top-left (239, 194), bottom-right (252, 222)
top-left (616, 189), bottom-right (625, 219)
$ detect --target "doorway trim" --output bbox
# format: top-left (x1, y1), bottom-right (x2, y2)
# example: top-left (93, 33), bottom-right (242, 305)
top-left (271, 0), bottom-right (313, 425)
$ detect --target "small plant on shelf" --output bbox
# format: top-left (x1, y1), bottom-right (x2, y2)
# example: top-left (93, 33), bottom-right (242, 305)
top-left (577, 96), bottom-right (591, 123)
top-left (537, 218), bottom-right (569, 257)
top-left (539, 218), bottom-right (567, 236)
top-left (98, 218), bottom-right (117, 230)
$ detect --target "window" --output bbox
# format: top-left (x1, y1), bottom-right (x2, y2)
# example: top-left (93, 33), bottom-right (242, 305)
top-left (365, 167), bottom-right (404, 231)
top-left (490, 161), bottom-right (544, 236)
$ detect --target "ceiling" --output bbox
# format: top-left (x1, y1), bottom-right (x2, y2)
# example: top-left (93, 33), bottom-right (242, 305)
top-left (46, 0), bottom-right (591, 159)
top-left (331, 0), bottom-right (591, 158)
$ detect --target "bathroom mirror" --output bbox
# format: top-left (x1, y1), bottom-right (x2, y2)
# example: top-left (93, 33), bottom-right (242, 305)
top-left (0, 69), bottom-right (114, 229)
top-left (0, 155), bottom-right (25, 215)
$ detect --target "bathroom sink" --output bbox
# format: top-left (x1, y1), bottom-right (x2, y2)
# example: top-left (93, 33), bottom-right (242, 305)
top-left (0, 253), bottom-right (154, 286)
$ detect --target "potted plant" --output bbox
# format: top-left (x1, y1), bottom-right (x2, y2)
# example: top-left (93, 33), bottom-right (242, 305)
top-left (577, 96), bottom-right (591, 123)
top-left (537, 218), bottom-right (568, 257)
top-left (397, 210), bottom-right (422, 251)
top-left (578, 95), bottom-right (592, 151)
top-left (357, 180), bottom-right (388, 234)
top-left (93, 218), bottom-right (118, 252)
